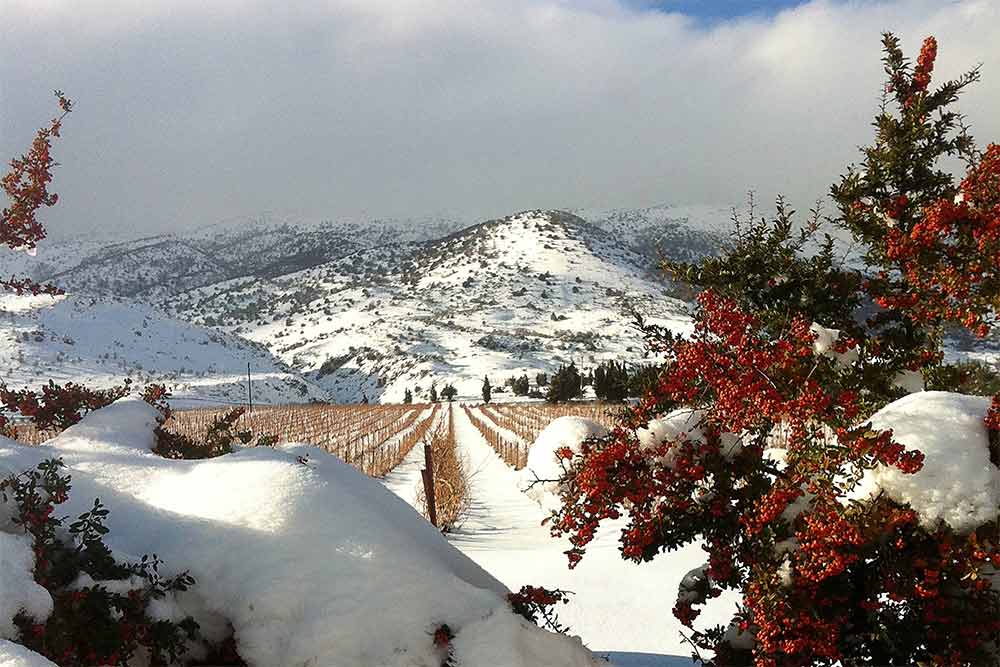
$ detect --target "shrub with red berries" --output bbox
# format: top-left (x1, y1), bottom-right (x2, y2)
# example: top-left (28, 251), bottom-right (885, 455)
top-left (551, 34), bottom-right (1000, 666)
top-left (0, 380), bottom-right (133, 434)
top-left (2, 459), bottom-right (201, 666)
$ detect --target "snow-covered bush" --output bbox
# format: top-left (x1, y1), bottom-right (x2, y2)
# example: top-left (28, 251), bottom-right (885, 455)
top-left (1, 458), bottom-right (200, 666)
top-left (550, 35), bottom-right (1000, 666)
top-left (0, 400), bottom-right (599, 666)
top-left (522, 416), bottom-right (608, 508)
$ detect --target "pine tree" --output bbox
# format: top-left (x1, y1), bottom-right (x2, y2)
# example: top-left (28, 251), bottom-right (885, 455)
top-left (593, 360), bottom-right (629, 402)
top-left (546, 362), bottom-right (582, 403)
top-left (403, 388), bottom-right (413, 404)
top-left (429, 383), bottom-right (438, 403)
top-left (482, 375), bottom-right (492, 403)
top-left (441, 383), bottom-right (457, 402)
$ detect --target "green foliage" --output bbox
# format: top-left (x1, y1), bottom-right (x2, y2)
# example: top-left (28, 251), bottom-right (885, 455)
top-left (482, 376), bottom-right (492, 403)
top-left (925, 359), bottom-right (1000, 395)
top-left (556, 33), bottom-right (1000, 667)
top-left (441, 383), bottom-right (458, 402)
top-left (511, 375), bottom-right (530, 396)
top-left (2, 459), bottom-right (202, 666)
top-left (546, 363), bottom-right (582, 403)
top-left (593, 361), bottom-right (629, 402)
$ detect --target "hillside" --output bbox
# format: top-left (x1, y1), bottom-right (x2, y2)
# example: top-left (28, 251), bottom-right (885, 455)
top-left (0, 293), bottom-right (327, 406)
top-left (167, 210), bottom-right (698, 403)
top-left (0, 206), bottom-right (731, 404)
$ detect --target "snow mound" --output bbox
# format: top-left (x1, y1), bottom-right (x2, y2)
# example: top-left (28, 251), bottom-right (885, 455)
top-left (854, 391), bottom-right (1000, 533)
top-left (0, 400), bottom-right (598, 667)
top-left (0, 640), bottom-right (57, 667)
top-left (0, 534), bottom-right (53, 641)
top-left (523, 417), bottom-right (609, 505)
top-left (637, 409), bottom-right (741, 466)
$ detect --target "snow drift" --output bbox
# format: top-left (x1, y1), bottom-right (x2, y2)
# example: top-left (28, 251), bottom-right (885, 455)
top-left (853, 391), bottom-right (1000, 533)
top-left (0, 640), bottom-right (57, 667)
top-left (0, 400), bottom-right (597, 667)
top-left (522, 416), bottom-right (608, 507)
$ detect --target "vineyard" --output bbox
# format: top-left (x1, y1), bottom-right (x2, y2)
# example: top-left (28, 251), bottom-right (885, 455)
top-left (11, 400), bottom-right (623, 479)
top-left (463, 402), bottom-right (621, 469)
top-left (6, 396), bottom-right (692, 658)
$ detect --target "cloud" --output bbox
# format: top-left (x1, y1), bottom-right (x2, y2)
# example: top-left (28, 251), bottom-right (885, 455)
top-left (1, 0), bottom-right (998, 238)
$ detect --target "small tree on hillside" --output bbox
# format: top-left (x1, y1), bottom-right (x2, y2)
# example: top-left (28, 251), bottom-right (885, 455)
top-left (482, 375), bottom-right (492, 403)
top-left (441, 383), bottom-right (457, 402)
top-left (429, 383), bottom-right (439, 403)
top-left (403, 388), bottom-right (413, 404)
top-left (593, 360), bottom-right (629, 402)
top-left (546, 362), bottom-right (582, 403)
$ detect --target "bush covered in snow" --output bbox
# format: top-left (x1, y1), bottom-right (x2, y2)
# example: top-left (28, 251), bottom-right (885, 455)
top-left (549, 35), bottom-right (1000, 667)
top-left (522, 416), bottom-right (608, 508)
top-left (0, 400), bottom-right (600, 666)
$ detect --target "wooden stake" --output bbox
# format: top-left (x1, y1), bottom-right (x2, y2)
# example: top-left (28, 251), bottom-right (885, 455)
top-left (422, 442), bottom-right (438, 527)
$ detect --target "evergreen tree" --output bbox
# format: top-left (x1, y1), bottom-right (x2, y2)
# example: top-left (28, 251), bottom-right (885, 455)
top-left (627, 364), bottom-right (661, 398)
top-left (536, 372), bottom-right (549, 387)
top-left (429, 384), bottom-right (438, 403)
top-left (552, 35), bottom-right (1000, 666)
top-left (441, 383), bottom-right (457, 402)
top-left (593, 360), bottom-right (629, 402)
top-left (403, 388), bottom-right (413, 404)
top-left (546, 362), bottom-right (582, 403)
top-left (482, 375), bottom-right (492, 403)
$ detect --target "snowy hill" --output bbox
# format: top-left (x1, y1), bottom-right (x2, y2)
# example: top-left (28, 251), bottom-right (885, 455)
top-left (165, 210), bottom-right (698, 403)
top-left (0, 293), bottom-right (327, 405)
top-left (578, 203), bottom-right (733, 269)
top-left (0, 206), bottom-right (734, 404)
top-left (1, 214), bottom-right (469, 299)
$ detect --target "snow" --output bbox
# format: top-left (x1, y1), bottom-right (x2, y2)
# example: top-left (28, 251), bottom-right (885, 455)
top-left (0, 400), bottom-right (598, 666)
top-left (0, 641), bottom-right (57, 667)
top-left (418, 406), bottom-right (736, 663)
top-left (522, 416), bottom-right (608, 507)
top-left (853, 391), bottom-right (1000, 533)
top-left (637, 409), bottom-right (742, 466)
top-left (809, 322), bottom-right (859, 366)
top-left (0, 293), bottom-right (327, 407)
top-left (892, 369), bottom-right (925, 394)
top-left (0, 533), bottom-right (53, 641)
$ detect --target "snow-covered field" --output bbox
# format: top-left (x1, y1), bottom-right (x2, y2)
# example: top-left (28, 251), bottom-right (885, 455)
top-left (3, 387), bottom-right (999, 665)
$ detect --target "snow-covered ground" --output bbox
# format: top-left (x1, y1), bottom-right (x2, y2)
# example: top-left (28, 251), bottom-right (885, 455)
top-left (0, 293), bottom-right (327, 405)
top-left (3, 390), bottom-right (999, 665)
top-left (381, 405), bottom-right (734, 665)
top-left (0, 400), bottom-right (599, 666)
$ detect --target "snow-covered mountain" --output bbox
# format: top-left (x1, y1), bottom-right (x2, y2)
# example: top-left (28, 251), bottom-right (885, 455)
top-left (166, 210), bottom-right (706, 403)
top-left (0, 293), bottom-right (328, 406)
top-left (1, 206), bottom-right (733, 404)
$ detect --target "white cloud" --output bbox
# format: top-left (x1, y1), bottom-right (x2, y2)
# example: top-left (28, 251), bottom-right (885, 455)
top-left (1, 0), bottom-right (997, 237)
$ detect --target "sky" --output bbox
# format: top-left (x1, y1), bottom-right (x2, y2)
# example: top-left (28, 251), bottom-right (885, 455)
top-left (1, 0), bottom-right (999, 239)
